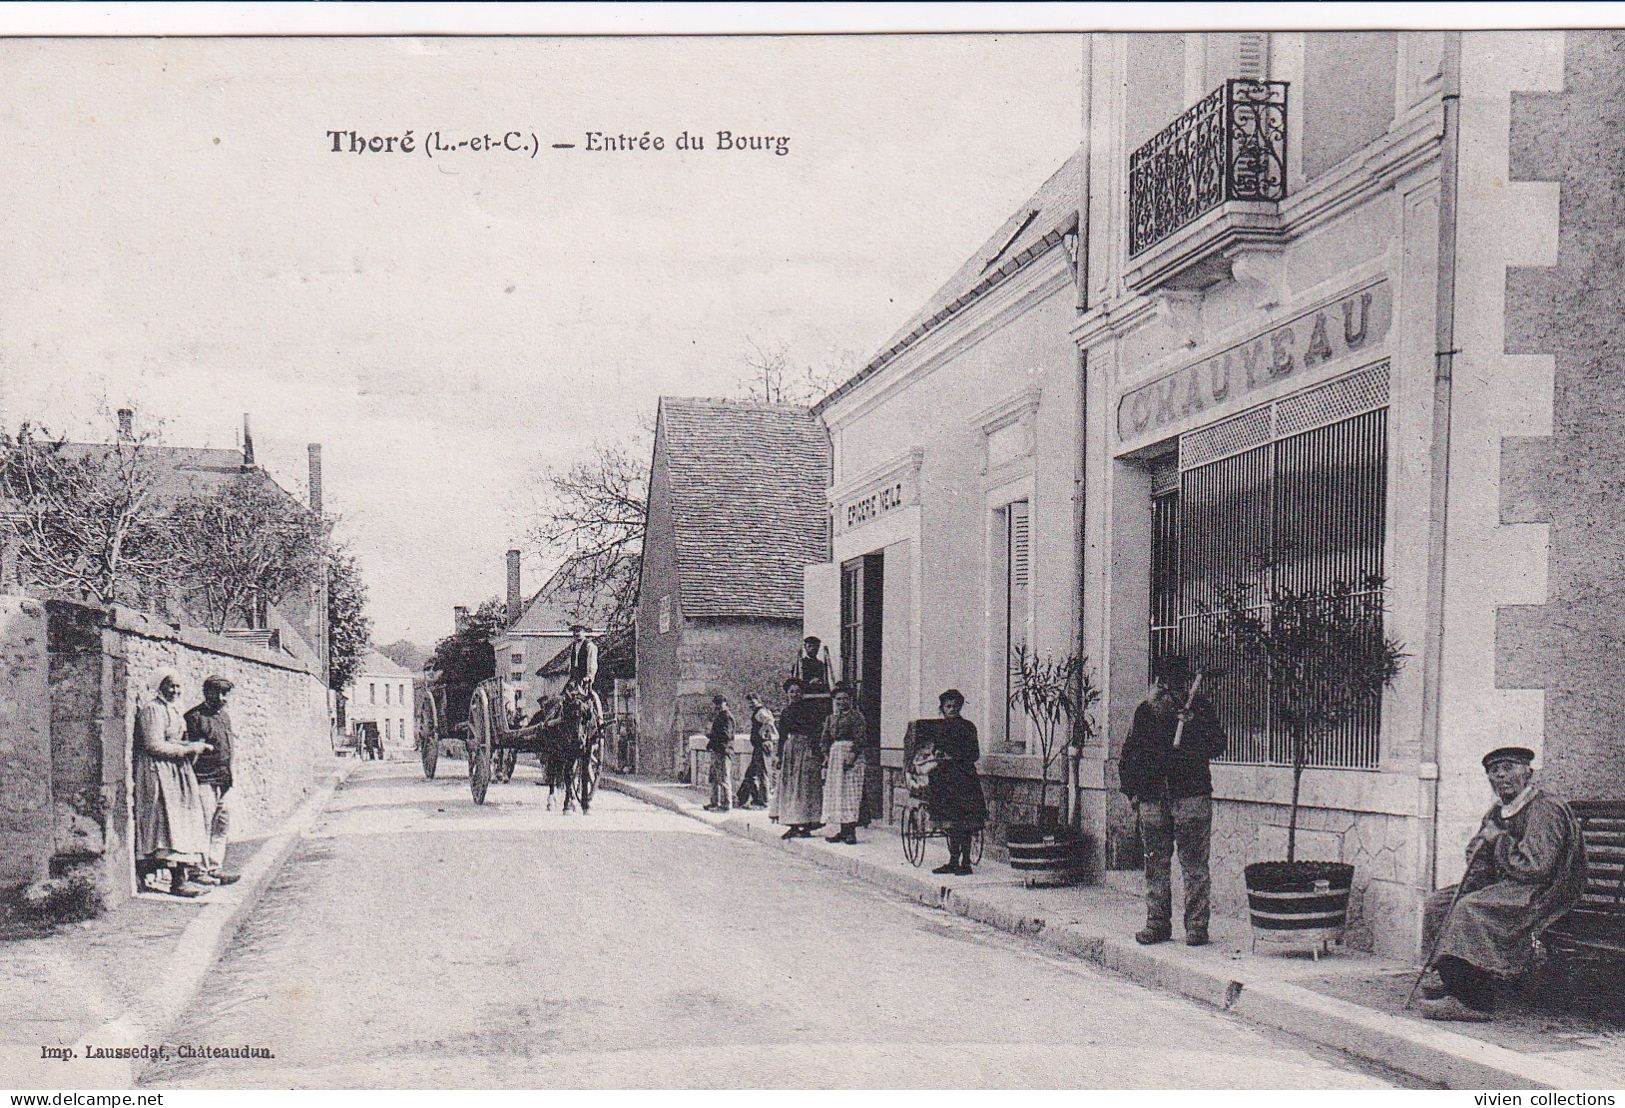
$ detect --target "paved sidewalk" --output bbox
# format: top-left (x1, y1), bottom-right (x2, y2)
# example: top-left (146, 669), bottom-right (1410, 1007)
top-left (604, 773), bottom-right (1623, 1090)
top-left (1, 759), bottom-right (353, 1089)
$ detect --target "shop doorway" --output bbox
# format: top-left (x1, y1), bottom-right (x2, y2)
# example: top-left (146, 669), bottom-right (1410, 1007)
top-left (841, 552), bottom-right (885, 822)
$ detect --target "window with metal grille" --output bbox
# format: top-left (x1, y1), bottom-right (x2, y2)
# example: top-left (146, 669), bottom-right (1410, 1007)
top-left (1149, 363), bottom-right (1389, 769)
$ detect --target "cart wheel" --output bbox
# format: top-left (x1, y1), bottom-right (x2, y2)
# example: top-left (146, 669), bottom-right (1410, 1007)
top-left (581, 728), bottom-right (603, 804)
top-left (467, 686), bottom-right (493, 805)
top-left (971, 829), bottom-right (985, 866)
top-left (902, 805), bottom-right (926, 867)
top-left (416, 691), bottom-right (440, 780)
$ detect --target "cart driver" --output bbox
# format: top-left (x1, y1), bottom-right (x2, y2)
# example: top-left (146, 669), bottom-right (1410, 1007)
top-left (561, 623), bottom-right (602, 724)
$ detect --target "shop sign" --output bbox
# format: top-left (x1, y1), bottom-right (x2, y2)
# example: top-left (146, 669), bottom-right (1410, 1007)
top-left (835, 464), bottom-right (918, 534)
top-left (1116, 281), bottom-right (1392, 445)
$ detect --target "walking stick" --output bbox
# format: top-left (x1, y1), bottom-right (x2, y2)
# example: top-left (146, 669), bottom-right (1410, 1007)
top-left (1171, 670), bottom-right (1204, 750)
top-left (1404, 831), bottom-right (1493, 1009)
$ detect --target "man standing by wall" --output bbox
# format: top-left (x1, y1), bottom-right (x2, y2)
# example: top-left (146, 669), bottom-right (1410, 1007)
top-left (704, 695), bottom-right (735, 812)
top-left (1118, 656), bottom-right (1225, 947)
top-left (185, 675), bottom-right (241, 886)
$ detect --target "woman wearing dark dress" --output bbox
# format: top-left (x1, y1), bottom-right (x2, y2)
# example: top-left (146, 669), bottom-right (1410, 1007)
top-left (925, 688), bottom-right (987, 875)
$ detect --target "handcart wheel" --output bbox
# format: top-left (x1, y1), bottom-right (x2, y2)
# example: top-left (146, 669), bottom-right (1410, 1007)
top-left (417, 691), bottom-right (440, 780)
top-left (971, 828), bottom-right (985, 866)
top-left (902, 805), bottom-right (926, 867)
top-left (467, 686), bottom-right (493, 805)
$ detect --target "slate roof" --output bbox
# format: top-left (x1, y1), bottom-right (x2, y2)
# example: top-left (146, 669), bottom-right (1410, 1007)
top-left (58, 443), bottom-right (301, 506)
top-left (815, 148), bottom-right (1083, 414)
top-left (653, 398), bottom-right (831, 621)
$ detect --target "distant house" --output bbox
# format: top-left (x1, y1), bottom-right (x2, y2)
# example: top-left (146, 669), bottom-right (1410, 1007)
top-left (37, 410), bottom-right (328, 673)
top-left (634, 397), bottom-right (831, 779)
top-left (344, 649), bottom-right (416, 754)
top-left (489, 552), bottom-right (588, 720)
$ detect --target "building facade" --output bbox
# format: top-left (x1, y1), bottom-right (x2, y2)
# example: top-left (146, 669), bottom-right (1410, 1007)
top-left (1074, 29), bottom-right (1625, 959)
top-left (805, 153), bottom-right (1088, 840)
top-left (345, 649), bottom-right (415, 755)
top-left (635, 397), bottom-right (831, 779)
top-left (490, 552), bottom-right (581, 720)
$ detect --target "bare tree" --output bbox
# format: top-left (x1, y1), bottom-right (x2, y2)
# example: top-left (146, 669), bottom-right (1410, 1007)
top-left (523, 441), bottom-right (647, 632)
top-left (167, 473), bottom-right (331, 633)
top-left (0, 419), bottom-right (175, 605)
top-left (736, 339), bottom-right (855, 405)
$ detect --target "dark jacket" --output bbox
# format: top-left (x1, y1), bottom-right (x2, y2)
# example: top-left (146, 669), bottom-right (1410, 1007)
top-left (1118, 695), bottom-right (1225, 801)
top-left (185, 703), bottom-right (234, 791)
top-left (706, 708), bottom-right (735, 754)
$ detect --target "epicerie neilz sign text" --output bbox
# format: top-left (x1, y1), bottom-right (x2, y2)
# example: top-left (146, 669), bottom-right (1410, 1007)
top-left (325, 129), bottom-right (791, 160)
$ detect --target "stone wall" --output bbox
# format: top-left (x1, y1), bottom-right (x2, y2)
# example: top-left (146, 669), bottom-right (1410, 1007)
top-left (20, 598), bottom-right (331, 897)
top-left (0, 598), bottom-right (53, 887)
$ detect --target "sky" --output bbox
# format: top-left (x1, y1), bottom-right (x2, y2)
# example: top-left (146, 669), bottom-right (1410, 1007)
top-left (0, 34), bottom-right (1083, 645)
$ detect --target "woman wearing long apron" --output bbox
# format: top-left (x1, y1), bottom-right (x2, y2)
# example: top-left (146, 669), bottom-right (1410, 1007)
top-left (133, 671), bottom-right (213, 897)
top-left (775, 678), bottom-right (825, 838)
top-left (820, 684), bottom-right (869, 844)
top-left (925, 688), bottom-right (988, 875)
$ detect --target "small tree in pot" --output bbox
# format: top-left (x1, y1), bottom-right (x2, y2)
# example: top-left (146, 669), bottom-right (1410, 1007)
top-left (1210, 571), bottom-right (1407, 951)
top-left (1005, 645), bottom-right (1101, 883)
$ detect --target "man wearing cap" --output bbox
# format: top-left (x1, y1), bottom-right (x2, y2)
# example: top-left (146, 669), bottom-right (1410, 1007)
top-left (1419, 746), bottom-right (1586, 1021)
top-left (184, 676), bottom-right (241, 886)
top-left (1118, 655), bottom-right (1226, 947)
top-left (789, 636), bottom-right (831, 697)
top-left (558, 624), bottom-right (601, 723)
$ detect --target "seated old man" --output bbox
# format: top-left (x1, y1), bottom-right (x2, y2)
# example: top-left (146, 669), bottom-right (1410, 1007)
top-left (1420, 745), bottom-right (1587, 1022)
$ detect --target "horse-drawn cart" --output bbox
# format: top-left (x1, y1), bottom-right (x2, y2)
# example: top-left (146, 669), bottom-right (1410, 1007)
top-left (462, 678), bottom-right (603, 807)
top-left (414, 681), bottom-right (473, 781)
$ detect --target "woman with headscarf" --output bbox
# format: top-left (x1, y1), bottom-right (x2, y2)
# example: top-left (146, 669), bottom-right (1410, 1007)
top-left (925, 688), bottom-right (988, 875)
top-left (775, 677), bottom-right (825, 839)
top-left (820, 683), bottom-right (869, 844)
top-left (133, 671), bottom-right (213, 897)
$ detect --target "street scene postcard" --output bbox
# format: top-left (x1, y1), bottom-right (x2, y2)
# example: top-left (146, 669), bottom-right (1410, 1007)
top-left (0, 7), bottom-right (1622, 1096)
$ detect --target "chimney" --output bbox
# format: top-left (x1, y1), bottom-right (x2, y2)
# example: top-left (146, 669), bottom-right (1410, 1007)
top-left (241, 413), bottom-right (255, 466)
top-left (308, 443), bottom-right (324, 515)
top-left (454, 605), bottom-right (470, 632)
top-left (506, 549), bottom-right (522, 625)
top-left (116, 408), bottom-right (134, 441)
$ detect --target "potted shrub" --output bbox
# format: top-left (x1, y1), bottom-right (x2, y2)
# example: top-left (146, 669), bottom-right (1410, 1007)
top-left (1005, 646), bottom-right (1101, 885)
top-left (1210, 572), bottom-right (1406, 953)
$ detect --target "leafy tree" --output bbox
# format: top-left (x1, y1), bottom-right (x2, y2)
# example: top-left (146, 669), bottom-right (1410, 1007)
top-left (1008, 646), bottom-right (1101, 829)
top-left (167, 473), bottom-right (330, 633)
top-left (0, 419), bottom-right (175, 605)
top-left (1209, 573), bottom-right (1407, 862)
top-left (326, 546), bottom-right (372, 693)
top-left (378, 639), bottom-right (430, 673)
top-left (523, 443), bottom-right (646, 632)
top-left (427, 597), bottom-right (507, 688)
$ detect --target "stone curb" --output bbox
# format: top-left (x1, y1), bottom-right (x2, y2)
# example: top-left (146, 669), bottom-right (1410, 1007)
top-left (604, 773), bottom-right (1611, 1091)
top-left (71, 760), bottom-right (356, 1088)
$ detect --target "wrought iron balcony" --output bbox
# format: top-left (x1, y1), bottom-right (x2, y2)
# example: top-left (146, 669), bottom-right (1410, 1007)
top-left (1128, 79), bottom-right (1289, 258)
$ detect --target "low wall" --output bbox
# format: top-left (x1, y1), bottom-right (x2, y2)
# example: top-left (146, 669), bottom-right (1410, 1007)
top-left (7, 598), bottom-right (331, 897)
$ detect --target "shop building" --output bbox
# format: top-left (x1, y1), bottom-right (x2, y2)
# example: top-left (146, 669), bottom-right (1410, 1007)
top-left (804, 151), bottom-right (1087, 839)
top-left (1075, 30), bottom-right (1624, 959)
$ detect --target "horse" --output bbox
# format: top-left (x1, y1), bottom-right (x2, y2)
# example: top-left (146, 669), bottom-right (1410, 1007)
top-left (535, 684), bottom-right (598, 813)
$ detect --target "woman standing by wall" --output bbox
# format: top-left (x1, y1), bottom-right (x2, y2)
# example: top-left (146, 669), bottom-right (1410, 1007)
top-left (133, 671), bottom-right (213, 897)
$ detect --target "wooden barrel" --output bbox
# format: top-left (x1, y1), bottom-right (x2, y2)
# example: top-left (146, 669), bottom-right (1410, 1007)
top-left (1007, 826), bottom-right (1086, 883)
top-left (1244, 861), bottom-right (1354, 932)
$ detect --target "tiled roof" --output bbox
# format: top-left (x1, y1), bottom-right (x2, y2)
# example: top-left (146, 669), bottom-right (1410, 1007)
top-left (815, 148), bottom-right (1083, 414)
top-left (507, 564), bottom-right (580, 634)
top-left (655, 397), bottom-right (831, 621)
top-left (358, 649), bottom-right (414, 678)
top-left (58, 443), bottom-right (301, 506)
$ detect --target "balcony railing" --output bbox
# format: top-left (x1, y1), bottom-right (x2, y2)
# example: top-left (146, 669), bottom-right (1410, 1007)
top-left (1128, 79), bottom-right (1289, 257)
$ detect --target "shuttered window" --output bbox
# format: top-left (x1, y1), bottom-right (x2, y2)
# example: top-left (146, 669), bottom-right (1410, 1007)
top-left (1149, 362), bottom-right (1388, 769)
top-left (1005, 499), bottom-right (1032, 751)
